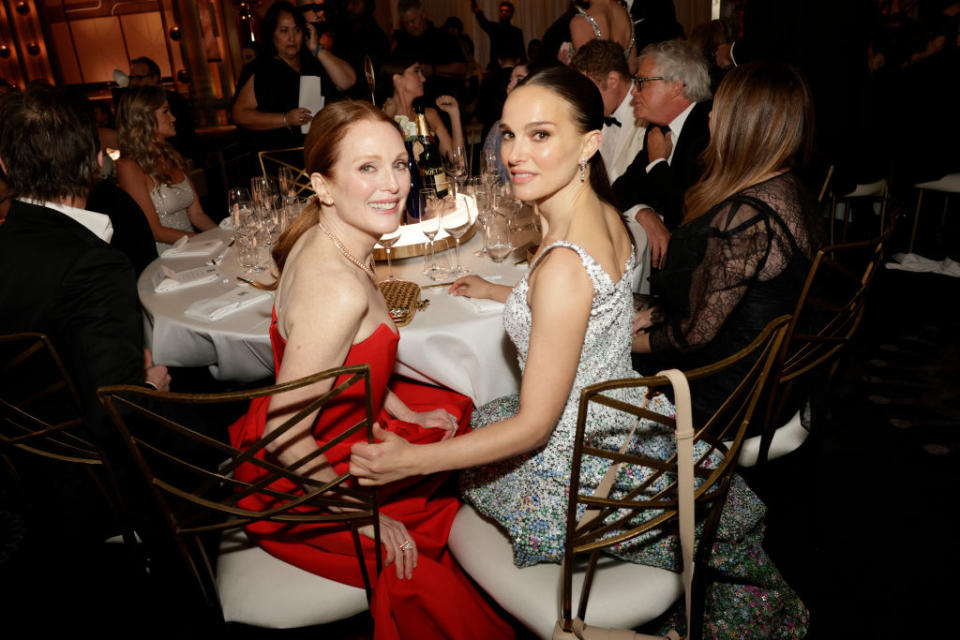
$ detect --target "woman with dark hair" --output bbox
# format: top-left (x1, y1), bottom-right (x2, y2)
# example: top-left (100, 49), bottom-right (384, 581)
top-left (378, 56), bottom-right (465, 159)
top-left (352, 66), bottom-right (809, 639)
top-left (231, 1), bottom-right (355, 151)
top-left (116, 85), bottom-right (216, 251)
top-left (632, 61), bottom-right (819, 424)
top-left (228, 100), bottom-right (514, 640)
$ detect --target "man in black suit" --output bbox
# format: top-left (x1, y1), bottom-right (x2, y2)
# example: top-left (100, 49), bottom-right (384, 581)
top-left (613, 39), bottom-right (712, 269)
top-left (0, 85), bottom-right (171, 442)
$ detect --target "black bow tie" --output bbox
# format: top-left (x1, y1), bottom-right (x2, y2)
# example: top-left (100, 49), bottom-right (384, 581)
top-left (658, 124), bottom-right (670, 135)
top-left (603, 116), bottom-right (621, 128)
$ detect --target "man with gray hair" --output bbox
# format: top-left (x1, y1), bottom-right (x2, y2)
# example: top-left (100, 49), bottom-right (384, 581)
top-left (612, 39), bottom-right (712, 268)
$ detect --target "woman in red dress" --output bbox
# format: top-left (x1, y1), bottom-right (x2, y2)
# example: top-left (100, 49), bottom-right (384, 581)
top-left (228, 100), bottom-right (514, 640)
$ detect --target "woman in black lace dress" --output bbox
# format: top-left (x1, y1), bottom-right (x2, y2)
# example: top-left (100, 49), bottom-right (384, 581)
top-left (631, 61), bottom-right (820, 423)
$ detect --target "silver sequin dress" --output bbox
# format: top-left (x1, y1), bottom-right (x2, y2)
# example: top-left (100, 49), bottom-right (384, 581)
top-left (461, 240), bottom-right (677, 567)
top-left (459, 241), bottom-right (809, 640)
top-left (150, 177), bottom-right (196, 253)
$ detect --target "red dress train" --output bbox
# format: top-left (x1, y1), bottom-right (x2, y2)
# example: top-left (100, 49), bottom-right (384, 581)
top-left (228, 315), bottom-right (514, 640)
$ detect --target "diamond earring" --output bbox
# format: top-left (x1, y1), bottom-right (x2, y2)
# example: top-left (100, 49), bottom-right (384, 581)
top-left (579, 159), bottom-right (587, 182)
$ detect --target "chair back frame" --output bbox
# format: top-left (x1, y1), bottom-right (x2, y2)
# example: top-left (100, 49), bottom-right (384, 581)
top-left (258, 147), bottom-right (312, 197)
top-left (755, 233), bottom-right (887, 467)
top-left (559, 317), bottom-right (790, 639)
top-left (0, 332), bottom-right (135, 543)
top-left (98, 364), bottom-right (382, 609)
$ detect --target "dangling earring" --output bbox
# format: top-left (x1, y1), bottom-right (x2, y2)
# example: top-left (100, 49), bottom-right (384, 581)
top-left (579, 159), bottom-right (587, 182)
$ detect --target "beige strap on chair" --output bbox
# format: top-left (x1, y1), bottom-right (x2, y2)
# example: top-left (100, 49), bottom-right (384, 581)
top-left (557, 369), bottom-right (694, 640)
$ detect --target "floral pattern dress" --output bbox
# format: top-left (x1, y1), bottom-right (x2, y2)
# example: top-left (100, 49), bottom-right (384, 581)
top-left (459, 240), bottom-right (808, 639)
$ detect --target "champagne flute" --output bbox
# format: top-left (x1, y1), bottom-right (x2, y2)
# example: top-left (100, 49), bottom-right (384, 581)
top-left (419, 188), bottom-right (446, 279)
top-left (378, 227), bottom-right (402, 281)
top-left (250, 176), bottom-right (277, 208)
top-left (441, 190), bottom-right (472, 275)
top-left (483, 149), bottom-right (500, 186)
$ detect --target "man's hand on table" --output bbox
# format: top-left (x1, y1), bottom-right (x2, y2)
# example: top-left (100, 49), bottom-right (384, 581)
top-left (143, 348), bottom-right (171, 391)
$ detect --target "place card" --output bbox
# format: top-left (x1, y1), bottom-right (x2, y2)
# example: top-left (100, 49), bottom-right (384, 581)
top-left (161, 235), bottom-right (224, 258)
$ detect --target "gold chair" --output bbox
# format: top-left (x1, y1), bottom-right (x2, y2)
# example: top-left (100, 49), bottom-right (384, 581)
top-left (747, 233), bottom-right (887, 469)
top-left (449, 317), bottom-right (790, 640)
top-left (97, 364), bottom-right (381, 628)
top-left (0, 332), bottom-right (134, 544)
top-left (257, 147), bottom-right (312, 198)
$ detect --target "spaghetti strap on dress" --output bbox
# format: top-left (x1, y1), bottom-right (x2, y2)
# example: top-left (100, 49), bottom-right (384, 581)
top-left (573, 0), bottom-right (636, 59)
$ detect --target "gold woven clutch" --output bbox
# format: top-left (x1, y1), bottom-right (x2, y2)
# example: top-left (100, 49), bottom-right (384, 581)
top-left (378, 280), bottom-right (429, 327)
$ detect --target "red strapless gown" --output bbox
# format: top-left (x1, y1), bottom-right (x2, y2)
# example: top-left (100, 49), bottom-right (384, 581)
top-left (228, 313), bottom-right (514, 640)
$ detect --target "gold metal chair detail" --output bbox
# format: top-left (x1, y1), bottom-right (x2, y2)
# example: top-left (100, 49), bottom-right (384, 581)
top-left (98, 364), bottom-right (381, 628)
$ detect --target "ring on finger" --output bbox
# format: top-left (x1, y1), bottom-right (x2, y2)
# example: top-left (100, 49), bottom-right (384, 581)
top-left (399, 540), bottom-right (413, 552)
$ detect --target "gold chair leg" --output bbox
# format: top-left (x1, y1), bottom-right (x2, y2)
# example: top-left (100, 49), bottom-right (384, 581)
top-left (909, 189), bottom-right (924, 253)
top-left (879, 187), bottom-right (888, 236)
top-left (829, 196), bottom-right (837, 245)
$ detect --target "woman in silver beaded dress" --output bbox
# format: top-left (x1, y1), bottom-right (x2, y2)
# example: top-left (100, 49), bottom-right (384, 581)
top-left (351, 67), bottom-right (807, 639)
top-left (116, 85), bottom-right (216, 252)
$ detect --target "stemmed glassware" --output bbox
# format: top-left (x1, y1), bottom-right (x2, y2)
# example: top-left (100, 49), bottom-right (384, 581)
top-left (441, 188), bottom-right (472, 276)
top-left (444, 145), bottom-right (467, 191)
top-left (483, 149), bottom-right (500, 187)
top-left (419, 188), bottom-right (447, 280)
top-left (463, 177), bottom-right (491, 257)
top-left (483, 213), bottom-right (513, 263)
top-left (377, 227), bottom-right (401, 281)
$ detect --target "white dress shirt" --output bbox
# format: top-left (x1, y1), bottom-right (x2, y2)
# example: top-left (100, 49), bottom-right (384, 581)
top-left (22, 198), bottom-right (114, 243)
top-left (600, 83), bottom-right (647, 183)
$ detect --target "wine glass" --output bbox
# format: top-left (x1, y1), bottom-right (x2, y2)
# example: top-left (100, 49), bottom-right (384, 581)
top-left (227, 187), bottom-right (252, 229)
top-left (277, 166), bottom-right (297, 203)
top-left (236, 205), bottom-right (265, 272)
top-left (483, 149), bottom-right (500, 186)
top-left (463, 177), bottom-right (490, 256)
top-left (444, 145), bottom-right (467, 190)
top-left (441, 190), bottom-right (472, 276)
top-left (378, 227), bottom-right (402, 281)
top-left (250, 176), bottom-right (277, 208)
top-left (419, 188), bottom-right (447, 280)
top-left (483, 214), bottom-right (513, 263)
top-left (258, 196), bottom-right (282, 248)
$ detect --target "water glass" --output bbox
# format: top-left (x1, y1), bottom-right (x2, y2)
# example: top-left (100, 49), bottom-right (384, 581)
top-left (235, 206), bottom-right (265, 272)
top-left (442, 193), bottom-right (473, 275)
top-left (483, 214), bottom-right (512, 263)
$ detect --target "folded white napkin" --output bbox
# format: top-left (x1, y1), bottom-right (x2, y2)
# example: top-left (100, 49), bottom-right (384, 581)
top-left (161, 235), bottom-right (224, 258)
top-left (452, 293), bottom-right (504, 314)
top-left (185, 287), bottom-right (272, 321)
top-left (152, 264), bottom-right (220, 293)
top-left (885, 252), bottom-right (960, 278)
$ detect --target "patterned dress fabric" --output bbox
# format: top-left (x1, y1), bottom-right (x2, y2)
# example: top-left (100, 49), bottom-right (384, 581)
top-left (149, 176), bottom-right (195, 253)
top-left (460, 240), bottom-right (808, 639)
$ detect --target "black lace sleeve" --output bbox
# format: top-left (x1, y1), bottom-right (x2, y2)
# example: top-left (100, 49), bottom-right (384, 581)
top-left (650, 199), bottom-right (773, 353)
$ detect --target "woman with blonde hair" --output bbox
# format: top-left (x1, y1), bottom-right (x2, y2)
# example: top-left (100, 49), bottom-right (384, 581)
top-left (632, 61), bottom-right (820, 422)
top-left (228, 99), bottom-right (514, 640)
top-left (116, 85), bottom-right (215, 251)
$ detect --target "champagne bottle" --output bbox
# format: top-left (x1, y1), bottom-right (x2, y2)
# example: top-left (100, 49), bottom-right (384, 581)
top-left (412, 103), bottom-right (449, 199)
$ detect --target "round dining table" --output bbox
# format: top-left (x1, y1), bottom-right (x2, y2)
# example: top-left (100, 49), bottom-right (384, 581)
top-left (137, 218), bottom-right (648, 406)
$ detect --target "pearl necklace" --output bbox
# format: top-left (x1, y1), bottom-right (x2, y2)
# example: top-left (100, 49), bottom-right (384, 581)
top-left (316, 219), bottom-right (376, 280)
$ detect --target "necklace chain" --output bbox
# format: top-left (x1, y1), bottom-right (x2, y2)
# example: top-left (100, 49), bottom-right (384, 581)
top-left (316, 219), bottom-right (376, 280)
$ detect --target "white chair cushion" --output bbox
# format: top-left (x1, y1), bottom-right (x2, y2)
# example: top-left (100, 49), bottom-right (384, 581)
top-left (734, 408), bottom-right (808, 468)
top-left (216, 529), bottom-right (369, 628)
top-left (449, 505), bottom-right (681, 640)
top-left (842, 178), bottom-right (886, 198)
top-left (914, 173), bottom-right (960, 193)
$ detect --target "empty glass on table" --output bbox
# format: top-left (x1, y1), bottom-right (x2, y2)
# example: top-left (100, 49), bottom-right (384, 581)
top-left (483, 213), bottom-right (512, 263)
top-left (419, 187), bottom-right (448, 280)
top-left (441, 187), bottom-right (474, 276)
top-left (377, 227), bottom-right (401, 282)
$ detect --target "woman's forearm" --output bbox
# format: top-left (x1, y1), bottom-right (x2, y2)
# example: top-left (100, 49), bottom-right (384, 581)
top-left (316, 49), bottom-right (357, 91)
top-left (232, 105), bottom-right (290, 131)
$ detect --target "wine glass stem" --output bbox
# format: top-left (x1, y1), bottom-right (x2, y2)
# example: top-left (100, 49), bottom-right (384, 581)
top-left (386, 248), bottom-right (393, 279)
top-left (454, 238), bottom-right (461, 270)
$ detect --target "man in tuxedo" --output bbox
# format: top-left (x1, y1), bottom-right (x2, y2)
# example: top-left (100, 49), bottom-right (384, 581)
top-left (571, 39), bottom-right (645, 183)
top-left (0, 85), bottom-right (171, 442)
top-left (612, 39), bottom-right (712, 268)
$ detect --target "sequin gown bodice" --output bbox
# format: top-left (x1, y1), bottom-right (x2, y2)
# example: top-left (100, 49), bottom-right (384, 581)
top-left (150, 177), bottom-right (195, 252)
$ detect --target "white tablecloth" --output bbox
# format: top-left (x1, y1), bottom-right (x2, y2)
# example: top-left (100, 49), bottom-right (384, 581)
top-left (137, 218), bottom-right (649, 406)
